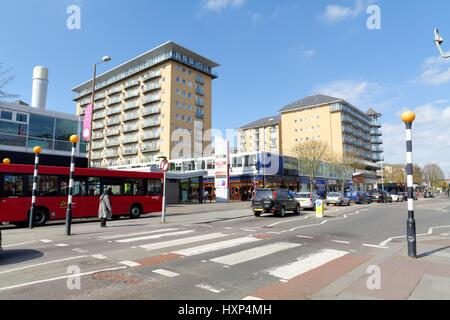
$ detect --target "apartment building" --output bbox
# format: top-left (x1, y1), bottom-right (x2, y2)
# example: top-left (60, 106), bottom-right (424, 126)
top-left (72, 41), bottom-right (219, 168)
top-left (237, 115), bottom-right (282, 154)
top-left (279, 94), bottom-right (383, 169)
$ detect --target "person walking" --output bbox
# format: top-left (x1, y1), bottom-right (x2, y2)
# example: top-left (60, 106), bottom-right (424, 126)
top-left (98, 188), bottom-right (112, 228)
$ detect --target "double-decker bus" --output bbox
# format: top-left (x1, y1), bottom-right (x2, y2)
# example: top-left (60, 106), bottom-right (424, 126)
top-left (0, 164), bottom-right (163, 227)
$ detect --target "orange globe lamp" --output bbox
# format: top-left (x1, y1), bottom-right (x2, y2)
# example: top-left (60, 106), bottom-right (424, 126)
top-left (3, 158), bottom-right (11, 165)
top-left (401, 111), bottom-right (416, 123)
top-left (33, 146), bottom-right (42, 154)
top-left (70, 135), bottom-right (80, 144)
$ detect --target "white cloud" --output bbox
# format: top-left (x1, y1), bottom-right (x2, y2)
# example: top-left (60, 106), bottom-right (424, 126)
top-left (320, 0), bottom-right (367, 23)
top-left (303, 50), bottom-right (316, 58)
top-left (202, 0), bottom-right (247, 12)
top-left (418, 56), bottom-right (450, 85)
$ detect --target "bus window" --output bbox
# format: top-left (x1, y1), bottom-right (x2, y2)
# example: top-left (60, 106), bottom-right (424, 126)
top-left (88, 177), bottom-right (101, 196)
top-left (124, 179), bottom-right (144, 196)
top-left (38, 176), bottom-right (58, 197)
top-left (60, 179), bottom-right (87, 197)
top-left (147, 179), bottom-right (162, 196)
top-left (103, 181), bottom-right (122, 196)
top-left (3, 175), bottom-right (24, 197)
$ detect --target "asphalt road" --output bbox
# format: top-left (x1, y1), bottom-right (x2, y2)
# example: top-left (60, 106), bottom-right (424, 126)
top-left (1, 197), bottom-right (450, 300)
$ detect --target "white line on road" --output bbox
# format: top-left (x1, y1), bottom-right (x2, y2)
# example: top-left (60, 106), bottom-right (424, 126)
top-left (211, 242), bottom-right (301, 266)
top-left (268, 249), bottom-right (348, 280)
top-left (266, 216), bottom-right (308, 228)
top-left (139, 233), bottom-right (229, 251)
top-left (118, 261), bottom-right (141, 267)
top-left (331, 240), bottom-right (351, 244)
top-left (379, 225), bottom-right (450, 247)
top-left (116, 230), bottom-right (195, 243)
top-left (195, 283), bottom-right (225, 294)
top-left (296, 235), bottom-right (314, 239)
top-left (98, 228), bottom-right (180, 240)
top-left (362, 244), bottom-right (389, 250)
top-left (54, 244), bottom-right (69, 247)
top-left (173, 237), bottom-right (261, 257)
top-left (0, 267), bottom-right (127, 292)
top-left (91, 254), bottom-right (108, 260)
top-left (242, 296), bottom-right (263, 300)
top-left (152, 269), bottom-right (179, 278)
top-left (73, 248), bottom-right (89, 254)
top-left (0, 256), bottom-right (88, 275)
top-left (3, 240), bottom-right (37, 248)
top-left (40, 239), bottom-right (53, 243)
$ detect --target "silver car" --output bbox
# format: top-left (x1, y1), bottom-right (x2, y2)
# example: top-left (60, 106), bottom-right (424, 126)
top-left (326, 192), bottom-right (350, 206)
top-left (294, 192), bottom-right (320, 210)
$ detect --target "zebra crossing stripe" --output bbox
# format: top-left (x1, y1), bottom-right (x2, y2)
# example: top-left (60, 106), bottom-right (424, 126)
top-left (210, 242), bottom-right (301, 266)
top-left (152, 269), bottom-right (180, 278)
top-left (99, 228), bottom-right (180, 240)
top-left (115, 230), bottom-right (195, 243)
top-left (139, 233), bottom-right (229, 251)
top-left (268, 249), bottom-right (348, 280)
top-left (173, 237), bottom-right (260, 257)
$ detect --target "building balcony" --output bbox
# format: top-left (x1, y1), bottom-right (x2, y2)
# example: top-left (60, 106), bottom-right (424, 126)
top-left (124, 79), bottom-right (140, 89)
top-left (122, 136), bottom-right (139, 144)
top-left (122, 112), bottom-right (140, 122)
top-left (142, 95), bottom-right (161, 105)
top-left (195, 112), bottom-right (204, 119)
top-left (123, 101), bottom-right (140, 111)
top-left (91, 152), bottom-right (104, 160)
top-left (124, 91), bottom-right (140, 100)
top-left (106, 139), bottom-right (120, 147)
top-left (94, 103), bottom-right (105, 111)
top-left (122, 124), bottom-right (139, 133)
top-left (107, 107), bottom-right (121, 116)
top-left (195, 98), bottom-right (204, 107)
top-left (196, 75), bottom-right (205, 85)
top-left (142, 119), bottom-right (160, 128)
top-left (106, 118), bottom-right (121, 126)
top-left (142, 71), bottom-right (161, 81)
top-left (371, 137), bottom-right (383, 144)
top-left (106, 128), bottom-right (120, 136)
top-left (107, 97), bottom-right (122, 106)
top-left (93, 112), bottom-right (106, 120)
top-left (372, 146), bottom-right (384, 153)
top-left (94, 92), bottom-right (106, 101)
top-left (371, 120), bottom-right (382, 128)
top-left (142, 131), bottom-right (160, 140)
top-left (142, 143), bottom-right (160, 153)
top-left (92, 121), bottom-right (105, 130)
top-left (122, 147), bottom-right (138, 156)
top-left (92, 132), bottom-right (104, 140)
top-left (106, 86), bottom-right (122, 96)
top-left (370, 128), bottom-right (382, 136)
top-left (142, 106), bottom-right (161, 116)
top-left (196, 87), bottom-right (204, 96)
top-left (142, 82), bottom-right (161, 92)
top-left (105, 150), bottom-right (119, 158)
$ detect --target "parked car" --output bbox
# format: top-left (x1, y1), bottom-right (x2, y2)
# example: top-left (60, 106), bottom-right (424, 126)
top-left (369, 190), bottom-right (393, 203)
top-left (390, 193), bottom-right (404, 202)
top-left (294, 192), bottom-right (320, 210)
top-left (326, 192), bottom-right (350, 206)
top-left (398, 192), bottom-right (408, 201)
top-left (252, 189), bottom-right (301, 217)
top-left (345, 191), bottom-right (371, 204)
top-left (424, 191), bottom-right (435, 198)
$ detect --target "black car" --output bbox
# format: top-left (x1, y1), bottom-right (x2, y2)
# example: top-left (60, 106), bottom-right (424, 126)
top-left (369, 190), bottom-right (392, 203)
top-left (252, 189), bottom-right (301, 217)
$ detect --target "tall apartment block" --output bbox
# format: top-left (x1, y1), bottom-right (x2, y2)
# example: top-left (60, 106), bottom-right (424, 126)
top-left (237, 116), bottom-right (282, 154)
top-left (72, 41), bottom-right (219, 168)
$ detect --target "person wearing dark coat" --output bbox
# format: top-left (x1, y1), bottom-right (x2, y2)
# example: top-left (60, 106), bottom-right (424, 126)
top-left (98, 189), bottom-right (113, 228)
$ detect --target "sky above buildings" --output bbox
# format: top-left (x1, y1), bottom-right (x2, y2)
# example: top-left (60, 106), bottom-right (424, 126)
top-left (1, 0), bottom-right (450, 175)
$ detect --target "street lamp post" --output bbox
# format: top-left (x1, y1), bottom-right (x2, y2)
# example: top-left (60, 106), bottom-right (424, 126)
top-left (65, 135), bottom-right (79, 236)
top-left (87, 56), bottom-right (111, 168)
top-left (29, 146), bottom-right (42, 229)
top-left (401, 111), bottom-right (417, 259)
top-left (158, 156), bottom-right (169, 224)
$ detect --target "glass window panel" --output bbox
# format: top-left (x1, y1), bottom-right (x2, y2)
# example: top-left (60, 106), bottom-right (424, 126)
top-left (29, 114), bottom-right (55, 139)
top-left (0, 121), bottom-right (27, 135)
top-left (88, 177), bottom-right (101, 196)
top-left (16, 113), bottom-right (28, 123)
top-left (0, 133), bottom-right (26, 147)
top-left (27, 137), bottom-right (53, 150)
top-left (60, 179), bottom-right (86, 197)
top-left (0, 111), bottom-right (13, 120)
top-left (3, 175), bottom-right (24, 197)
top-left (55, 118), bottom-right (78, 141)
top-left (37, 176), bottom-right (59, 197)
top-left (54, 141), bottom-right (72, 152)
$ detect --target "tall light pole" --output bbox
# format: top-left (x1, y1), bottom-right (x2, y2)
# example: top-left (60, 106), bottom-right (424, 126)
top-left (86, 56), bottom-right (112, 168)
top-left (30, 146), bottom-right (42, 229)
top-left (434, 29), bottom-right (450, 58)
top-left (402, 111), bottom-right (417, 259)
top-left (65, 135), bottom-right (79, 236)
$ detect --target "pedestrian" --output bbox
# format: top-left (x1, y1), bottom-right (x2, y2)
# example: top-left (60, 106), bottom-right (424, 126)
top-left (204, 190), bottom-right (209, 203)
top-left (98, 188), bottom-right (113, 228)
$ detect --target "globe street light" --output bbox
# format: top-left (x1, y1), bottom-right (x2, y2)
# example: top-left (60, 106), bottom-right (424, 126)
top-left (434, 28), bottom-right (450, 58)
top-left (87, 56), bottom-right (112, 168)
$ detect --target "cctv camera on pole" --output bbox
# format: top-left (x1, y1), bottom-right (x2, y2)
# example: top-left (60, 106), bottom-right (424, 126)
top-left (434, 28), bottom-right (450, 58)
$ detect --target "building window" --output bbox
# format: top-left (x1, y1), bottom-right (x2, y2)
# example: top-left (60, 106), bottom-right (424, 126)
top-left (0, 111), bottom-right (13, 121)
top-left (29, 114), bottom-right (55, 139)
top-left (16, 113), bottom-right (28, 123)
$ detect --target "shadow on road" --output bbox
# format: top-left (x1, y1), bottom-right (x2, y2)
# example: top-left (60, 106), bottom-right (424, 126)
top-left (418, 246), bottom-right (450, 259)
top-left (0, 249), bottom-right (44, 267)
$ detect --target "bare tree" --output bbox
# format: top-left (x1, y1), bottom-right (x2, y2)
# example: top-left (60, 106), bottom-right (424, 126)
top-left (0, 63), bottom-right (18, 101)
top-left (385, 164), bottom-right (423, 186)
top-left (291, 140), bottom-right (330, 192)
top-left (330, 153), bottom-right (361, 193)
top-left (423, 163), bottom-right (445, 189)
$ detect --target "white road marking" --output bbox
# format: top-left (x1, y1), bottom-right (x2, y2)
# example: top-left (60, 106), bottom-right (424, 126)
top-left (441, 233), bottom-right (449, 236)
top-left (116, 230), bottom-right (195, 243)
top-left (40, 239), bottom-right (53, 243)
top-left (55, 244), bottom-right (69, 247)
top-left (91, 254), bottom-right (108, 260)
top-left (379, 225), bottom-right (450, 247)
top-left (211, 242), bottom-right (301, 266)
top-left (0, 256), bottom-right (87, 275)
top-left (3, 240), bottom-right (37, 248)
top-left (153, 269), bottom-right (180, 278)
top-left (195, 283), bottom-right (225, 294)
top-left (0, 267), bottom-right (127, 292)
top-left (139, 233), bottom-right (229, 251)
top-left (98, 228), bottom-right (180, 240)
top-left (118, 261), bottom-right (141, 267)
top-left (73, 248), bottom-right (89, 253)
top-left (268, 249), bottom-right (348, 280)
top-left (331, 240), bottom-right (351, 244)
top-left (267, 216), bottom-right (308, 228)
top-left (296, 235), bottom-right (314, 239)
top-left (362, 244), bottom-right (389, 250)
top-left (242, 296), bottom-right (263, 300)
top-left (173, 237), bottom-right (260, 257)
top-left (242, 229), bottom-right (257, 232)
top-left (224, 227), bottom-right (233, 230)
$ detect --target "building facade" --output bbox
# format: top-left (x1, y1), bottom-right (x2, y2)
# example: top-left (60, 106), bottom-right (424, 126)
top-left (72, 41), bottom-right (219, 168)
top-left (0, 101), bottom-right (87, 167)
top-left (237, 116), bottom-right (282, 154)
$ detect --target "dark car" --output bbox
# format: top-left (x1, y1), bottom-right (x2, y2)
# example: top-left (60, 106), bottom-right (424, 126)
top-left (252, 189), bottom-right (301, 217)
top-left (369, 190), bottom-right (392, 203)
top-left (345, 191), bottom-right (371, 204)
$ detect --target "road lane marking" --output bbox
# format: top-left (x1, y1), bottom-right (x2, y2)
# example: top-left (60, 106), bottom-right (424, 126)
top-left (40, 239), bottom-right (53, 243)
top-left (98, 228), bottom-right (180, 240)
top-left (242, 296), bottom-right (263, 300)
top-left (379, 225), bottom-right (450, 246)
top-left (173, 237), bottom-right (260, 257)
top-left (118, 260), bottom-right (141, 267)
top-left (266, 216), bottom-right (308, 228)
top-left (139, 233), bottom-right (229, 251)
top-left (296, 235), bottom-right (314, 239)
top-left (0, 267), bottom-right (127, 292)
top-left (268, 249), bottom-right (348, 280)
top-left (195, 283), bottom-right (225, 294)
top-left (331, 240), bottom-right (351, 244)
top-left (73, 248), bottom-right (89, 253)
top-left (152, 269), bottom-right (179, 278)
top-left (362, 244), bottom-right (389, 250)
top-left (55, 244), bottom-right (69, 247)
top-left (3, 240), bottom-right (37, 248)
top-left (211, 242), bottom-right (301, 266)
top-left (116, 230), bottom-right (195, 243)
top-left (0, 256), bottom-right (88, 275)
top-left (91, 254), bottom-right (108, 260)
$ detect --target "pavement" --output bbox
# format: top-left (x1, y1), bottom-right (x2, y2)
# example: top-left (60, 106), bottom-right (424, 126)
top-left (1, 197), bottom-right (450, 300)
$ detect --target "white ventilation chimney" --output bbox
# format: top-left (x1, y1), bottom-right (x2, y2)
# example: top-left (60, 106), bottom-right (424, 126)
top-left (31, 66), bottom-right (49, 110)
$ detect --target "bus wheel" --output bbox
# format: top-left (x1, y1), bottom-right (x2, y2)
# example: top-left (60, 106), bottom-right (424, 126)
top-left (129, 205), bottom-right (143, 219)
top-left (33, 208), bottom-right (49, 227)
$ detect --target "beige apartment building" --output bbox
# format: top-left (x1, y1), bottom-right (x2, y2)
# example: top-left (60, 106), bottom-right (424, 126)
top-left (237, 116), bottom-right (282, 154)
top-left (72, 41), bottom-right (219, 167)
top-left (280, 95), bottom-right (382, 168)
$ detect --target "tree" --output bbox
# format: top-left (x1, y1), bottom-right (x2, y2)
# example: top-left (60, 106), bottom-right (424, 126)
top-left (291, 140), bottom-right (330, 192)
top-left (423, 163), bottom-right (445, 189)
top-left (0, 63), bottom-right (18, 101)
top-left (384, 164), bottom-right (423, 186)
top-left (331, 152), bottom-right (362, 193)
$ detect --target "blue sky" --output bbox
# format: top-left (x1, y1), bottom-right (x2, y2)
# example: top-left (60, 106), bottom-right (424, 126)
top-left (2, 0), bottom-right (450, 174)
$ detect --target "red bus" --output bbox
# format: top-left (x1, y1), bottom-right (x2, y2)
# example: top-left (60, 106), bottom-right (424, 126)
top-left (0, 164), bottom-right (163, 227)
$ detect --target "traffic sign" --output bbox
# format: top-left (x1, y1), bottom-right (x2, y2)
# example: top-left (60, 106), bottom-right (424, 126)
top-left (160, 159), bottom-right (169, 172)
top-left (316, 199), bottom-right (324, 218)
